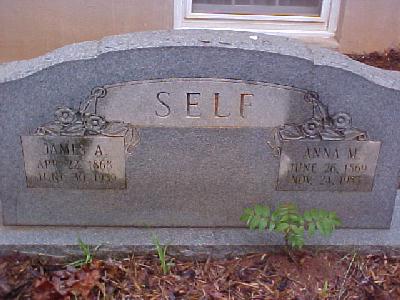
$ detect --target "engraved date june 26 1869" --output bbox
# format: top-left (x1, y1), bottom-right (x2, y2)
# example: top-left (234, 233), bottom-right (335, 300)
top-left (277, 141), bottom-right (381, 192)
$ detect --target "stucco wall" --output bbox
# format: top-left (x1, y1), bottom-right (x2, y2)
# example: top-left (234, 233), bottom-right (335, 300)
top-left (0, 0), bottom-right (173, 63)
top-left (337, 0), bottom-right (400, 53)
top-left (0, 0), bottom-right (399, 62)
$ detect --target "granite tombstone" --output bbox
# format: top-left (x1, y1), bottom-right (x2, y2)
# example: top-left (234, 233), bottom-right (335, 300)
top-left (1, 30), bottom-right (400, 234)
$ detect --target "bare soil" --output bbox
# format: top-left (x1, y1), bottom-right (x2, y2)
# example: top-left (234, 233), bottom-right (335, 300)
top-left (349, 48), bottom-right (400, 71)
top-left (1, 251), bottom-right (400, 299)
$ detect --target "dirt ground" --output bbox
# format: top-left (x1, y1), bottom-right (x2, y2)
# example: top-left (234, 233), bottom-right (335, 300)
top-left (349, 49), bottom-right (400, 71)
top-left (1, 250), bottom-right (400, 299)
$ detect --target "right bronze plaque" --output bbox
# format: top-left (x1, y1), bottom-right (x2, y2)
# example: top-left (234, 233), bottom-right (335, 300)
top-left (277, 140), bottom-right (381, 192)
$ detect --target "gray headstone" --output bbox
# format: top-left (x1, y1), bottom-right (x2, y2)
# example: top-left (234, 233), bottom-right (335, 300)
top-left (1, 30), bottom-right (400, 230)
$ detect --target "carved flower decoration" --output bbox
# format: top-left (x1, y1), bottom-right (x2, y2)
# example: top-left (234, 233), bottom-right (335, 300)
top-left (83, 113), bottom-right (106, 133)
top-left (302, 119), bottom-right (321, 138)
top-left (54, 107), bottom-right (77, 125)
top-left (332, 112), bottom-right (352, 130)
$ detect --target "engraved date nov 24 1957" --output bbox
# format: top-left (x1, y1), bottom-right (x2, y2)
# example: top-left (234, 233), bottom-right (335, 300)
top-left (277, 140), bottom-right (381, 192)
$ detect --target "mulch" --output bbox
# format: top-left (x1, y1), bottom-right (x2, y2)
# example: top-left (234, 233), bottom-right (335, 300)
top-left (349, 48), bottom-right (400, 71)
top-left (1, 251), bottom-right (400, 299)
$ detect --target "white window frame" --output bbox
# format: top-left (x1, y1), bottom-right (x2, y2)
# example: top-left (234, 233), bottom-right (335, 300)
top-left (174, 0), bottom-right (341, 38)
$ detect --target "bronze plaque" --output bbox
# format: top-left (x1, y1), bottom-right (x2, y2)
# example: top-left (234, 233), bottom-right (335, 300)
top-left (21, 136), bottom-right (126, 189)
top-left (96, 78), bottom-right (310, 128)
top-left (277, 140), bottom-right (381, 191)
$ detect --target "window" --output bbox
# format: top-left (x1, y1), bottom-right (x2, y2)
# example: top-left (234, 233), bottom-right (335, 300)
top-left (174, 0), bottom-right (341, 38)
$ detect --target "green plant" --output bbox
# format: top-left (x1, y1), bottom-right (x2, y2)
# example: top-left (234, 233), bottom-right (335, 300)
top-left (240, 203), bottom-right (341, 249)
top-left (319, 280), bottom-right (330, 298)
top-left (152, 235), bottom-right (174, 275)
top-left (69, 238), bottom-right (95, 267)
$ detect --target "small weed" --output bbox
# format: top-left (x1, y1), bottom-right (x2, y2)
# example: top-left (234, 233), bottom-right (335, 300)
top-left (319, 280), bottom-right (330, 298)
top-left (152, 235), bottom-right (174, 275)
top-left (69, 238), bottom-right (95, 268)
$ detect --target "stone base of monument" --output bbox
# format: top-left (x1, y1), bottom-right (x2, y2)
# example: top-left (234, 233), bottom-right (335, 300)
top-left (0, 193), bottom-right (399, 258)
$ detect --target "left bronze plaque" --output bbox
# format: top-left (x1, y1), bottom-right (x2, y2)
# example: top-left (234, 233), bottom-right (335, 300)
top-left (21, 136), bottom-right (126, 189)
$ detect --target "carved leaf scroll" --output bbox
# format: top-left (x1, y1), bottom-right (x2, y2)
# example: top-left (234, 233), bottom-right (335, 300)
top-left (34, 86), bottom-right (140, 154)
top-left (268, 91), bottom-right (368, 157)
